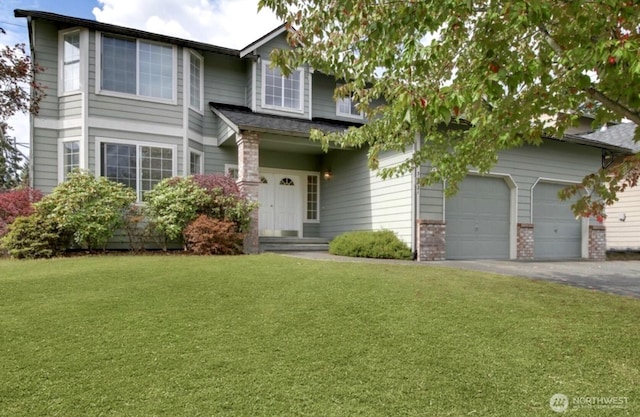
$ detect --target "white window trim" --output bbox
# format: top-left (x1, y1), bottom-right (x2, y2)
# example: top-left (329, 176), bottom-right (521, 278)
top-left (58, 137), bottom-right (83, 183)
top-left (187, 50), bottom-right (204, 114)
top-left (304, 173), bottom-right (321, 223)
top-left (58, 28), bottom-right (88, 96)
top-left (188, 149), bottom-right (204, 175)
top-left (95, 137), bottom-right (178, 201)
top-left (261, 60), bottom-right (304, 114)
top-left (335, 84), bottom-right (363, 120)
top-left (95, 31), bottom-right (178, 105)
top-left (225, 164), bottom-right (239, 180)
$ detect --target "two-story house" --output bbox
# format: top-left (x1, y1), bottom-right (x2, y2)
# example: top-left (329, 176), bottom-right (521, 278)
top-left (15, 9), bottom-right (625, 260)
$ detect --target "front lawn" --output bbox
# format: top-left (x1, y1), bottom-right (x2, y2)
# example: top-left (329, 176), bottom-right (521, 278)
top-left (1, 254), bottom-right (638, 416)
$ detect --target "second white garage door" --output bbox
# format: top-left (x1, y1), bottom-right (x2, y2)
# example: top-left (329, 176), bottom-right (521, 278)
top-left (445, 176), bottom-right (511, 260)
top-left (533, 182), bottom-right (582, 259)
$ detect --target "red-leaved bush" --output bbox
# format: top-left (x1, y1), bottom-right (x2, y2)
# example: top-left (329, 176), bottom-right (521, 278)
top-left (192, 173), bottom-right (242, 197)
top-left (0, 188), bottom-right (43, 236)
top-left (191, 174), bottom-right (257, 233)
top-left (183, 214), bottom-right (244, 255)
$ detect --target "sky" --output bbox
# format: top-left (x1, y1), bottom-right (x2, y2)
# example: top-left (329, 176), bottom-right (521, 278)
top-left (1, 0), bottom-right (282, 152)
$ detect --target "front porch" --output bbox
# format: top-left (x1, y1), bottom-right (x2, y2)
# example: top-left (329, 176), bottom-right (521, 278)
top-left (209, 102), bottom-right (360, 254)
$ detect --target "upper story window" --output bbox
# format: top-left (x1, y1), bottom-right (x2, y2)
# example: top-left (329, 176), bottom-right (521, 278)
top-left (100, 34), bottom-right (175, 102)
top-left (62, 32), bottom-right (81, 92)
top-left (262, 60), bottom-right (303, 113)
top-left (336, 86), bottom-right (363, 119)
top-left (189, 52), bottom-right (203, 112)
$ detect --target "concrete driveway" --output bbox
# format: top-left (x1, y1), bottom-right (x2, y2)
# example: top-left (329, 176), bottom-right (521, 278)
top-left (430, 259), bottom-right (640, 299)
top-left (282, 252), bottom-right (640, 299)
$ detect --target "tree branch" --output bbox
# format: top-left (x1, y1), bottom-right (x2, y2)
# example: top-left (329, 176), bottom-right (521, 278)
top-left (586, 87), bottom-right (640, 125)
top-left (539, 24), bottom-right (640, 125)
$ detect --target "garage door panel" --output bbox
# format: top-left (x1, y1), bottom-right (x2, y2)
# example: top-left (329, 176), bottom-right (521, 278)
top-left (533, 182), bottom-right (581, 259)
top-left (446, 176), bottom-right (511, 260)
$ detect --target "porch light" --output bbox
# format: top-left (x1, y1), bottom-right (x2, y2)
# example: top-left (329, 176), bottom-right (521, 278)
top-left (323, 169), bottom-right (333, 181)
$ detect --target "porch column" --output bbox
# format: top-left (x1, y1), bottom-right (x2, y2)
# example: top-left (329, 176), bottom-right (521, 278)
top-left (236, 130), bottom-right (260, 254)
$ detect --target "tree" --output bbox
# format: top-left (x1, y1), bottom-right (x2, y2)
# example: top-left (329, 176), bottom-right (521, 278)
top-left (0, 30), bottom-right (45, 190)
top-left (0, 126), bottom-right (26, 188)
top-left (258, 0), bottom-right (640, 216)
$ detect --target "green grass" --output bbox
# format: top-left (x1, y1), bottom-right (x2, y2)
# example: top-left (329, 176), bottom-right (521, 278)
top-left (1, 254), bottom-right (638, 416)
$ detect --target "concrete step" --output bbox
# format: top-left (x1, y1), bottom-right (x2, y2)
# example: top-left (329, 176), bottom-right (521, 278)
top-left (259, 237), bottom-right (330, 252)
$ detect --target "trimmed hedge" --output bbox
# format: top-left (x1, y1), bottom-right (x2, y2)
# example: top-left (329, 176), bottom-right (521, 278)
top-left (329, 229), bottom-right (412, 260)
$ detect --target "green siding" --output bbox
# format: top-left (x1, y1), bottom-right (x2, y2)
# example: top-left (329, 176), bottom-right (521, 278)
top-left (33, 20), bottom-right (59, 119)
top-left (188, 109), bottom-right (203, 134)
top-left (32, 128), bottom-right (58, 193)
top-left (204, 145), bottom-right (237, 174)
top-left (260, 150), bottom-right (321, 172)
top-left (320, 148), bottom-right (413, 245)
top-left (60, 94), bottom-right (82, 118)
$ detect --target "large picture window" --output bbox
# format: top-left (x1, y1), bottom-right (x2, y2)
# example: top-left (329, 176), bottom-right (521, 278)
top-left (100, 141), bottom-right (175, 200)
top-left (101, 34), bottom-right (175, 101)
top-left (262, 61), bottom-right (303, 112)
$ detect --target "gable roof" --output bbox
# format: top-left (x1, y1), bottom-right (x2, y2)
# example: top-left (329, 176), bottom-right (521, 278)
top-left (579, 123), bottom-right (639, 153)
top-left (239, 24), bottom-right (288, 58)
top-left (14, 9), bottom-right (239, 57)
top-left (209, 102), bottom-right (362, 137)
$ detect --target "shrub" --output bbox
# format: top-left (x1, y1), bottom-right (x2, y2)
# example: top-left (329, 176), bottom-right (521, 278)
top-left (123, 205), bottom-right (148, 252)
top-left (143, 177), bottom-right (211, 248)
top-left (0, 187), bottom-right (43, 237)
top-left (0, 213), bottom-right (67, 259)
top-left (183, 215), bottom-right (245, 255)
top-left (329, 229), bottom-right (413, 260)
top-left (36, 170), bottom-right (136, 251)
top-left (192, 174), bottom-right (257, 233)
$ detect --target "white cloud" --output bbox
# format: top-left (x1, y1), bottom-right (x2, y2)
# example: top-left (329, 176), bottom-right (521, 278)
top-left (92, 0), bottom-right (282, 48)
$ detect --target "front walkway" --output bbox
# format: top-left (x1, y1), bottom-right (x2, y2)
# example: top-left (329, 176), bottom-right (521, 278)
top-left (280, 252), bottom-right (640, 299)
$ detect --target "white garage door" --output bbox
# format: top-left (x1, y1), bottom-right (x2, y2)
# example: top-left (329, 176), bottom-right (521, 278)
top-left (533, 182), bottom-right (582, 259)
top-left (446, 176), bottom-right (511, 260)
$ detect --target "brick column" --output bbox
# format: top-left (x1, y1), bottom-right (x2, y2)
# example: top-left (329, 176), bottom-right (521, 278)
top-left (236, 130), bottom-right (260, 254)
top-left (588, 225), bottom-right (606, 261)
top-left (517, 223), bottom-right (534, 260)
top-left (416, 220), bottom-right (446, 261)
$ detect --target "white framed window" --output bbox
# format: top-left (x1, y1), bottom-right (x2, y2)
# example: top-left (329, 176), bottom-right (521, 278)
top-left (98, 33), bottom-right (176, 102)
top-left (225, 164), bottom-right (239, 180)
top-left (261, 60), bottom-right (304, 113)
top-left (62, 32), bottom-right (80, 92)
top-left (97, 138), bottom-right (177, 201)
top-left (58, 29), bottom-right (87, 94)
top-left (188, 51), bottom-right (203, 112)
top-left (189, 150), bottom-right (203, 175)
top-left (58, 138), bottom-right (82, 182)
top-left (305, 174), bottom-right (320, 222)
top-left (336, 86), bottom-right (363, 119)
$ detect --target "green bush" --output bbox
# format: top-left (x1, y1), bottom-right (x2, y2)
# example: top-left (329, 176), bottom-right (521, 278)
top-left (329, 230), bottom-right (413, 260)
top-left (183, 215), bottom-right (244, 255)
top-left (144, 175), bottom-right (258, 252)
top-left (143, 177), bottom-right (211, 249)
top-left (36, 170), bottom-right (136, 251)
top-left (0, 213), bottom-right (67, 259)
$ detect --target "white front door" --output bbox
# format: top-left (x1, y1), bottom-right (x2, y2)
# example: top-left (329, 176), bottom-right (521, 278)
top-left (258, 172), bottom-right (302, 236)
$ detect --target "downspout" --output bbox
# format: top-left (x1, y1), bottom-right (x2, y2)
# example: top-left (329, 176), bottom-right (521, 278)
top-left (27, 17), bottom-right (35, 188)
top-left (412, 132), bottom-right (421, 258)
